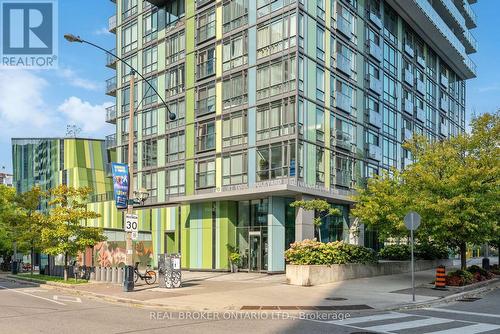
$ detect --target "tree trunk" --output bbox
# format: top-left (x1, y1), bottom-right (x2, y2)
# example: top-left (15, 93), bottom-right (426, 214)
top-left (64, 252), bottom-right (68, 281)
top-left (30, 243), bottom-right (34, 276)
top-left (459, 242), bottom-right (467, 271)
top-left (317, 226), bottom-right (322, 243)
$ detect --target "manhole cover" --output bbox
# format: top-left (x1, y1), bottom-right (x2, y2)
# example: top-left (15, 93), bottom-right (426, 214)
top-left (325, 297), bottom-right (348, 301)
top-left (458, 297), bottom-right (482, 302)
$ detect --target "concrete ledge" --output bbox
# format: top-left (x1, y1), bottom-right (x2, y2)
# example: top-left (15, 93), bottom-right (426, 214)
top-left (286, 259), bottom-right (453, 286)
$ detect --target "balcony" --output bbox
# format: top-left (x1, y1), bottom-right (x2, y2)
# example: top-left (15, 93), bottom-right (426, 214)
top-left (106, 48), bottom-right (117, 68)
top-left (335, 92), bottom-right (351, 113)
top-left (336, 14), bottom-right (351, 37)
top-left (368, 41), bottom-right (382, 62)
top-left (460, 0), bottom-right (477, 29)
top-left (106, 77), bottom-right (117, 96)
top-left (335, 170), bottom-right (352, 188)
top-left (404, 70), bottom-right (414, 85)
top-left (105, 134), bottom-right (117, 149)
top-left (404, 98), bottom-right (414, 115)
top-left (403, 128), bottom-right (413, 141)
top-left (197, 59), bottom-right (215, 79)
top-left (416, 107), bottom-right (425, 122)
top-left (440, 74), bottom-right (449, 88)
top-left (368, 110), bottom-right (382, 129)
top-left (335, 52), bottom-right (351, 76)
top-left (368, 144), bottom-right (382, 161)
top-left (369, 12), bottom-right (382, 29)
top-left (105, 105), bottom-right (117, 124)
top-left (144, 0), bottom-right (169, 6)
top-left (416, 79), bottom-right (425, 95)
top-left (367, 75), bottom-right (382, 96)
top-left (404, 43), bottom-right (415, 57)
top-left (463, 30), bottom-right (478, 53)
top-left (440, 122), bottom-right (448, 136)
top-left (437, 0), bottom-right (467, 32)
top-left (335, 130), bottom-right (353, 151)
top-left (417, 55), bottom-right (426, 68)
top-left (108, 15), bottom-right (116, 33)
top-left (440, 97), bottom-right (449, 112)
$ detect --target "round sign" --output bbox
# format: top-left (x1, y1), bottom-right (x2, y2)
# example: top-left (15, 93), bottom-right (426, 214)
top-left (404, 211), bottom-right (421, 230)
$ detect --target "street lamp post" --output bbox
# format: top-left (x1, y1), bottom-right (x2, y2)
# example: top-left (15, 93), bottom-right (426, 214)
top-left (64, 34), bottom-right (175, 292)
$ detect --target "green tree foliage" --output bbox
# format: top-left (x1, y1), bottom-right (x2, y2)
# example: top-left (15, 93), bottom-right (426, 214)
top-left (290, 199), bottom-right (340, 241)
top-left (352, 112), bottom-right (500, 270)
top-left (42, 185), bottom-right (106, 280)
top-left (0, 185), bottom-right (17, 259)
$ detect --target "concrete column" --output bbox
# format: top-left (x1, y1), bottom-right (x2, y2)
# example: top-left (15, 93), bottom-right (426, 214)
top-left (95, 267), bottom-right (101, 281)
top-left (268, 197), bottom-right (285, 273)
top-left (117, 268), bottom-right (124, 284)
top-left (294, 195), bottom-right (315, 241)
top-left (101, 267), bottom-right (107, 281)
top-left (105, 267), bottom-right (112, 282)
top-left (111, 267), bottom-right (117, 284)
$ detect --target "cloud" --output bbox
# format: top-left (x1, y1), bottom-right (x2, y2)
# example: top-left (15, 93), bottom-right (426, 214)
top-left (93, 27), bottom-right (111, 36)
top-left (57, 97), bottom-right (112, 133)
top-left (58, 67), bottom-right (102, 91)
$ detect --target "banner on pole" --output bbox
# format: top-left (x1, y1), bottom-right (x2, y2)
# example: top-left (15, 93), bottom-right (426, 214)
top-left (111, 163), bottom-right (129, 209)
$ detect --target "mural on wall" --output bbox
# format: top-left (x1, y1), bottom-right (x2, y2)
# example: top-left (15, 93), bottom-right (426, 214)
top-left (94, 241), bottom-right (153, 267)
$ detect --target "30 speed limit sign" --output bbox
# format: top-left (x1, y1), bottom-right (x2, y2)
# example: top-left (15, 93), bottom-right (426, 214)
top-left (125, 214), bottom-right (139, 232)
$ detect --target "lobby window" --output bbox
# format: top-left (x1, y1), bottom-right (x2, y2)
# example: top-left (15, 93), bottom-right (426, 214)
top-left (196, 160), bottom-right (216, 189)
top-left (196, 83), bottom-right (216, 116)
top-left (122, 0), bottom-right (138, 20)
top-left (165, 64), bottom-right (185, 97)
top-left (223, 0), bottom-right (248, 33)
top-left (166, 165), bottom-right (185, 197)
top-left (142, 171), bottom-right (157, 202)
top-left (143, 9), bottom-right (158, 43)
top-left (383, 74), bottom-right (397, 107)
top-left (256, 141), bottom-right (295, 181)
top-left (143, 46), bottom-right (158, 74)
top-left (197, 120), bottom-right (216, 152)
top-left (316, 67), bottom-right (325, 102)
top-left (197, 45), bottom-right (216, 79)
top-left (383, 42), bottom-right (397, 76)
top-left (256, 98), bottom-right (295, 141)
top-left (142, 139), bottom-right (157, 168)
top-left (317, 26), bottom-right (325, 61)
top-left (222, 72), bottom-right (248, 109)
top-left (256, 13), bottom-right (296, 59)
top-left (316, 107), bottom-right (324, 142)
top-left (382, 105), bottom-right (397, 138)
top-left (165, 31), bottom-right (185, 65)
top-left (143, 77), bottom-right (157, 106)
top-left (316, 146), bottom-right (325, 184)
top-left (222, 33), bottom-right (248, 71)
top-left (222, 111), bottom-right (248, 148)
top-left (142, 108), bottom-right (157, 137)
top-left (256, 57), bottom-right (296, 100)
top-left (166, 98), bottom-right (185, 130)
top-left (165, 0), bottom-right (185, 26)
top-left (197, 8), bottom-right (216, 43)
top-left (122, 22), bottom-right (138, 54)
top-left (382, 138), bottom-right (397, 168)
top-left (223, 152), bottom-right (248, 186)
top-left (166, 130), bottom-right (185, 162)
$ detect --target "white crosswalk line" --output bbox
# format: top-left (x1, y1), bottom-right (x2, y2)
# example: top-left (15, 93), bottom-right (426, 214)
top-left (327, 312), bottom-right (411, 325)
top-left (364, 317), bottom-right (454, 332)
top-left (426, 323), bottom-right (500, 334)
top-left (425, 307), bottom-right (500, 319)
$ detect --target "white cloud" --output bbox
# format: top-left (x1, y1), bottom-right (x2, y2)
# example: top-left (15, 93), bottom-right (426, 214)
top-left (58, 67), bottom-right (102, 91)
top-left (93, 27), bottom-right (111, 36)
top-left (57, 97), bottom-right (112, 133)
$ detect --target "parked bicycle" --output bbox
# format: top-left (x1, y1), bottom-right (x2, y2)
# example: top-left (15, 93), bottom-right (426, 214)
top-left (133, 262), bottom-right (157, 285)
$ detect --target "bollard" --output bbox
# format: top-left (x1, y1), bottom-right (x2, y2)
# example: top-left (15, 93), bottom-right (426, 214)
top-left (482, 258), bottom-right (490, 271)
top-left (111, 267), bottom-right (117, 284)
top-left (95, 266), bottom-right (101, 281)
top-left (106, 267), bottom-right (112, 282)
top-left (90, 272), bottom-right (96, 281)
top-left (434, 265), bottom-right (447, 290)
top-left (101, 267), bottom-right (107, 282)
top-left (117, 267), bottom-right (124, 284)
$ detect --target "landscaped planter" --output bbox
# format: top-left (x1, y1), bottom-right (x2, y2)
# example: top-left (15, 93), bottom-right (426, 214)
top-left (286, 259), bottom-right (452, 286)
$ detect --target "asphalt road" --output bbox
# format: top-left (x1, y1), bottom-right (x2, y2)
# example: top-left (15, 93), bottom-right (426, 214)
top-left (0, 277), bottom-right (499, 334)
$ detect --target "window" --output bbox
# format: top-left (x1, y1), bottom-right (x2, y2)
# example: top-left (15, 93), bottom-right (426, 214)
top-left (256, 141), bottom-right (295, 181)
top-left (122, 0), bottom-right (137, 20)
top-left (143, 46), bottom-right (158, 74)
top-left (257, 0), bottom-right (293, 17)
top-left (166, 98), bottom-right (185, 129)
top-left (197, 121), bottom-right (216, 152)
top-left (196, 160), bottom-right (216, 188)
top-left (316, 146), bottom-right (325, 184)
top-left (223, 152), bottom-right (247, 185)
top-left (121, 115), bottom-right (137, 141)
top-left (316, 107), bottom-right (324, 142)
top-left (122, 144), bottom-right (138, 170)
top-left (256, 98), bottom-right (295, 141)
top-left (143, 10), bottom-right (158, 43)
top-left (143, 77), bottom-right (157, 106)
top-left (142, 171), bottom-right (157, 201)
top-left (382, 106), bottom-right (397, 138)
top-left (122, 54), bottom-right (138, 83)
top-left (426, 80), bottom-right (436, 105)
top-left (223, 0), bottom-right (248, 33)
top-left (333, 117), bottom-right (354, 149)
top-left (383, 5), bottom-right (398, 44)
top-left (122, 23), bottom-right (138, 54)
top-left (427, 49), bottom-right (437, 79)
top-left (334, 41), bottom-right (355, 76)
top-left (197, 84), bottom-right (216, 116)
top-left (142, 139), bottom-right (157, 168)
top-left (317, 0), bottom-right (325, 20)
top-left (222, 111), bottom-right (247, 147)
top-left (366, 95), bottom-right (380, 115)
top-left (121, 83), bottom-right (138, 111)
top-left (165, 0), bottom-right (185, 26)
top-left (336, 4), bottom-right (355, 40)
top-left (316, 67), bottom-right (325, 101)
top-left (223, 33), bottom-right (248, 71)
top-left (367, 61), bottom-right (380, 80)
top-left (333, 154), bottom-right (353, 187)
top-left (166, 165), bottom-right (185, 197)
top-left (166, 131), bottom-right (185, 162)
top-left (382, 138), bottom-right (397, 168)
top-left (383, 74), bottom-right (397, 106)
top-left (316, 26), bottom-right (325, 61)
top-left (256, 13), bottom-right (296, 58)
top-left (165, 64), bottom-right (185, 97)
top-left (222, 72), bottom-right (248, 109)
top-left (197, 46), bottom-right (216, 79)
top-left (142, 109), bottom-right (157, 137)
top-left (332, 79), bottom-right (354, 111)
top-left (366, 131), bottom-right (379, 146)
top-left (256, 56), bottom-right (296, 100)
top-left (383, 42), bottom-right (397, 76)
top-left (165, 31), bottom-right (185, 65)
top-left (198, 8), bottom-right (216, 43)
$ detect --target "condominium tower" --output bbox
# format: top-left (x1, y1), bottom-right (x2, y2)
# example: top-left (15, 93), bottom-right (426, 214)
top-left (103, 0), bottom-right (477, 272)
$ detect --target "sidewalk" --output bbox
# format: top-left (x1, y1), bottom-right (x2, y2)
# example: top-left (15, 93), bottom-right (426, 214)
top-left (4, 266), bottom-right (499, 312)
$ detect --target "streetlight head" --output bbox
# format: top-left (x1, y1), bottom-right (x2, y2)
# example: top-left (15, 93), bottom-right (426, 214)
top-left (169, 112), bottom-right (177, 121)
top-left (64, 34), bottom-right (83, 43)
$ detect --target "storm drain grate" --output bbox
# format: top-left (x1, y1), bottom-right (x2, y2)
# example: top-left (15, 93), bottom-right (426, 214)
top-left (325, 297), bottom-right (348, 301)
top-left (458, 297), bottom-right (482, 302)
top-left (240, 305), bottom-right (373, 311)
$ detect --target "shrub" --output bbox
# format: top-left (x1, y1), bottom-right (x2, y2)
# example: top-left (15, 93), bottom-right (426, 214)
top-left (467, 265), bottom-right (494, 280)
top-left (446, 269), bottom-right (474, 286)
top-left (378, 244), bottom-right (411, 260)
top-left (415, 242), bottom-right (449, 260)
top-left (285, 239), bottom-right (377, 265)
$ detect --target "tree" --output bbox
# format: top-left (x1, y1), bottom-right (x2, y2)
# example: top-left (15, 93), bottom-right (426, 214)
top-left (352, 112), bottom-right (500, 270)
top-left (0, 185), bottom-right (17, 265)
top-left (42, 185), bottom-right (106, 280)
top-left (290, 199), bottom-right (341, 242)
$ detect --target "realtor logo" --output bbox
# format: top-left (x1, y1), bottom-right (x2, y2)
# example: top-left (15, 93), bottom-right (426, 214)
top-left (1, 0), bottom-right (58, 68)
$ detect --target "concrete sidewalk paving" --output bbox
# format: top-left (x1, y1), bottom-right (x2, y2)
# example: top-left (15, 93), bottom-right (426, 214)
top-left (4, 265), bottom-right (499, 312)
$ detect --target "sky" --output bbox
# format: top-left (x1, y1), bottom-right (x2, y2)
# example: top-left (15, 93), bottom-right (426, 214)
top-left (0, 1), bottom-right (499, 173)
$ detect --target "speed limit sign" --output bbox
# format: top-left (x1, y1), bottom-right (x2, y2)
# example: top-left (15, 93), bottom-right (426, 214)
top-left (125, 214), bottom-right (139, 232)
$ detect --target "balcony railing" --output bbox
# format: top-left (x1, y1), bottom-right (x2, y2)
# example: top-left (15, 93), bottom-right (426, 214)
top-left (440, 73), bottom-right (449, 88)
top-left (440, 97), bottom-right (449, 112)
top-left (335, 130), bottom-right (353, 151)
top-left (368, 75), bottom-right (382, 95)
top-left (368, 40), bottom-right (382, 62)
top-left (105, 105), bottom-right (117, 124)
top-left (368, 110), bottom-right (382, 128)
top-left (403, 128), bottom-right (413, 141)
top-left (197, 59), bottom-right (215, 79)
top-left (335, 170), bottom-right (352, 188)
top-left (461, 0), bottom-right (477, 28)
top-left (416, 79), bottom-right (425, 95)
top-left (404, 70), bottom-right (414, 85)
top-left (369, 12), bottom-right (382, 29)
top-left (105, 134), bottom-right (116, 149)
top-left (404, 43), bottom-right (414, 57)
top-left (106, 48), bottom-right (117, 68)
top-left (336, 14), bottom-right (351, 37)
top-left (440, 0), bottom-right (467, 32)
top-left (368, 144), bottom-right (382, 161)
top-left (108, 15), bottom-right (117, 33)
top-left (440, 123), bottom-right (448, 136)
top-left (335, 52), bottom-right (351, 76)
top-left (416, 107), bottom-right (425, 122)
top-left (335, 92), bottom-right (351, 113)
top-left (106, 77), bottom-right (117, 96)
top-left (197, 22), bottom-right (216, 43)
top-left (404, 98), bottom-right (414, 115)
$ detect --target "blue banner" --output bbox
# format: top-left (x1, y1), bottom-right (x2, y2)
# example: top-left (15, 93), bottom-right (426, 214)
top-left (111, 163), bottom-right (129, 209)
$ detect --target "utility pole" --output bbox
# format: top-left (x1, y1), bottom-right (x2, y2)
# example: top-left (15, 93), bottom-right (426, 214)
top-left (124, 70), bottom-right (135, 292)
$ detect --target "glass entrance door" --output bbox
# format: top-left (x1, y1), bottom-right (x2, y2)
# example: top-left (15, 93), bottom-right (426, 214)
top-left (249, 232), bottom-right (261, 272)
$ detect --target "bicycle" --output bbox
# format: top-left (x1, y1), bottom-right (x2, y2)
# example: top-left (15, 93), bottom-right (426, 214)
top-left (133, 262), bottom-right (157, 285)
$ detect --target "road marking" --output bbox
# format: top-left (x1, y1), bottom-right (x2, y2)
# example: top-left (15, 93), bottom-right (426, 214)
top-left (425, 307), bottom-right (500, 319)
top-left (364, 317), bottom-right (454, 332)
top-left (328, 312), bottom-right (410, 325)
top-left (427, 323), bottom-right (500, 334)
top-left (0, 284), bottom-right (65, 306)
top-left (53, 295), bottom-right (81, 303)
top-left (22, 289), bottom-right (47, 293)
